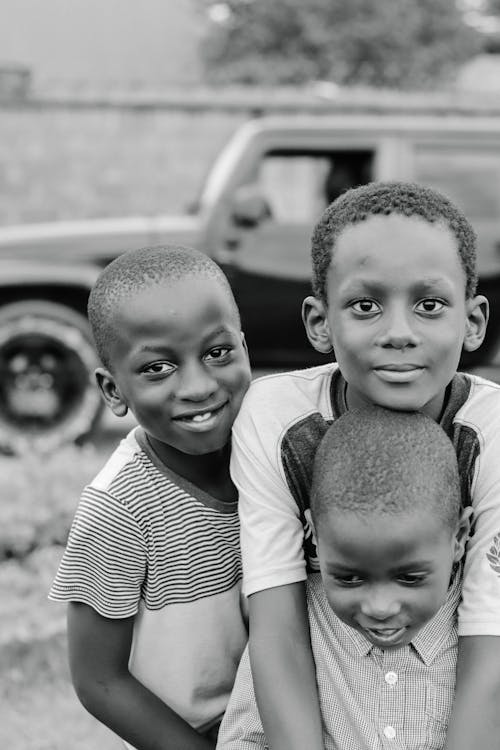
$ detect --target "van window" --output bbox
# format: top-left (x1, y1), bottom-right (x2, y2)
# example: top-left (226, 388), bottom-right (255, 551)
top-left (257, 149), bottom-right (373, 223)
top-left (414, 146), bottom-right (500, 219)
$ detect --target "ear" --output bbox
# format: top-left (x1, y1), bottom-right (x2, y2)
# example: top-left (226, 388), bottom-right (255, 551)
top-left (240, 331), bottom-right (249, 356)
top-left (95, 367), bottom-right (128, 417)
top-left (453, 506), bottom-right (473, 563)
top-left (463, 295), bottom-right (489, 352)
top-left (302, 295), bottom-right (333, 354)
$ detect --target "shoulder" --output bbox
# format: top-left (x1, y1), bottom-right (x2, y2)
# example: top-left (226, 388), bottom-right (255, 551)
top-left (90, 427), bottom-right (145, 492)
top-left (244, 363), bottom-right (338, 406)
top-left (454, 373), bottom-right (500, 436)
top-left (83, 427), bottom-right (178, 526)
top-left (234, 363), bottom-right (338, 431)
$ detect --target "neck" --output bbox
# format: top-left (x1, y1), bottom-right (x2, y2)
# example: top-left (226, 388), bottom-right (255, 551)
top-left (145, 435), bottom-right (236, 503)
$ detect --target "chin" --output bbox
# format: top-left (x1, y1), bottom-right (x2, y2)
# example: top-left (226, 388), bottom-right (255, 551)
top-left (373, 390), bottom-right (428, 412)
top-left (184, 438), bottom-right (229, 456)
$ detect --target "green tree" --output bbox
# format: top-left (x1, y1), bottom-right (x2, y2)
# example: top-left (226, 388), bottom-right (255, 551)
top-left (485, 0), bottom-right (500, 15)
top-left (200, 0), bottom-right (482, 88)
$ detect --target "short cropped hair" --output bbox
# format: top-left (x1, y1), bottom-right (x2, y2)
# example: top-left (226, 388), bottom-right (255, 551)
top-left (88, 244), bottom-right (240, 370)
top-left (310, 406), bottom-right (460, 531)
top-left (311, 181), bottom-right (478, 304)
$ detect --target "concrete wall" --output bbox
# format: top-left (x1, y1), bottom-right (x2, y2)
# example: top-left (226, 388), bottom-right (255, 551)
top-left (0, 100), bottom-right (244, 225)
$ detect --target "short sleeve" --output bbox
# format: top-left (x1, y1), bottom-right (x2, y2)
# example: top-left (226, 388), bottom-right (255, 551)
top-left (458, 383), bottom-right (500, 636)
top-left (49, 486), bottom-right (147, 618)
top-left (231, 382), bottom-right (307, 597)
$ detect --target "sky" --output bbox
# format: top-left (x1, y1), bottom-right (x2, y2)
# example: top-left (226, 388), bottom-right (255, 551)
top-left (0, 0), bottom-right (204, 88)
top-left (1, 0), bottom-right (499, 92)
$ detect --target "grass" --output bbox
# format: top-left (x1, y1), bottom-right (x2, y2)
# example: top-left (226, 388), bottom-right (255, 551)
top-left (0, 446), bottom-right (122, 749)
top-left (0, 592), bottom-right (120, 750)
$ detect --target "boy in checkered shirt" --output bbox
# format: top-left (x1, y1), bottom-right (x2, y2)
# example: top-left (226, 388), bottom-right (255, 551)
top-left (218, 407), bottom-right (470, 749)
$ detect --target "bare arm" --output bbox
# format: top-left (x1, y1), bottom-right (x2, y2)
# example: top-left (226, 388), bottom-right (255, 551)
top-left (444, 635), bottom-right (500, 750)
top-left (67, 602), bottom-right (213, 750)
top-left (248, 582), bottom-right (323, 750)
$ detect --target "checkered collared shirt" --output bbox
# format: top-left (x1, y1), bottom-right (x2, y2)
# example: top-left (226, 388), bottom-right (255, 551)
top-left (217, 572), bottom-right (460, 750)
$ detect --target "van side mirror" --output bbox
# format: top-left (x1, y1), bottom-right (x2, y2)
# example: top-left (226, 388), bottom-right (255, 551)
top-left (231, 185), bottom-right (272, 228)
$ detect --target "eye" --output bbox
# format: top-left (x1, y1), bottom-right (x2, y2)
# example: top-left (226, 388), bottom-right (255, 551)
top-left (415, 298), bottom-right (445, 315)
top-left (204, 346), bottom-right (232, 363)
top-left (350, 299), bottom-right (381, 315)
top-left (397, 573), bottom-right (427, 586)
top-left (142, 361), bottom-right (176, 377)
top-left (332, 574), bottom-right (364, 587)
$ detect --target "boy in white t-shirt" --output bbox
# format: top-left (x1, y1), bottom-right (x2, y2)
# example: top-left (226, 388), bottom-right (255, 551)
top-left (232, 182), bottom-right (500, 750)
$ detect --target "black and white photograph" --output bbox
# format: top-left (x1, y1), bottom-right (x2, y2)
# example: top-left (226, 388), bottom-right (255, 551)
top-left (1, 2), bottom-right (500, 749)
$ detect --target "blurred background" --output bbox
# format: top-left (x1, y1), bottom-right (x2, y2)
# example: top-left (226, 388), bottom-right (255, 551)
top-left (2, 1), bottom-right (500, 747)
top-left (1, 0), bottom-right (500, 226)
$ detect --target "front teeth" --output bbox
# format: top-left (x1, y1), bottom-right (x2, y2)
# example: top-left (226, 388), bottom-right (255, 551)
top-left (191, 412), bottom-right (212, 423)
top-left (370, 628), bottom-right (401, 637)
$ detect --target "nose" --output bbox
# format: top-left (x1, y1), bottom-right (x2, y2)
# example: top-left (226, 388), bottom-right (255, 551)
top-left (377, 306), bottom-right (419, 350)
top-left (176, 360), bottom-right (218, 401)
top-left (360, 585), bottom-right (402, 621)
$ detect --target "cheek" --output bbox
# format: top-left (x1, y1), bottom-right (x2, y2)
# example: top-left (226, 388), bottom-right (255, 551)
top-left (132, 389), bottom-right (171, 421)
top-left (410, 585), bottom-right (447, 620)
top-left (236, 368), bottom-right (252, 394)
top-left (324, 587), bottom-right (356, 618)
top-left (226, 359), bottom-right (250, 385)
top-left (135, 390), bottom-right (165, 409)
top-left (331, 318), bottom-right (372, 355)
top-left (428, 314), bottom-right (467, 349)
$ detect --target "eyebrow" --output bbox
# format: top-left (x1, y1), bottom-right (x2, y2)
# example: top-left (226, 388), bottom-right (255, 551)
top-left (341, 277), bottom-right (454, 295)
top-left (324, 559), bottom-right (434, 574)
top-left (392, 560), bottom-right (433, 571)
top-left (205, 325), bottom-right (233, 340)
top-left (134, 326), bottom-right (235, 355)
top-left (324, 563), bottom-right (360, 574)
top-left (135, 344), bottom-right (174, 356)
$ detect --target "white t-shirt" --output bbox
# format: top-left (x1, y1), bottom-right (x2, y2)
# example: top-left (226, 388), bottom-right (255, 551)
top-left (232, 363), bottom-right (500, 635)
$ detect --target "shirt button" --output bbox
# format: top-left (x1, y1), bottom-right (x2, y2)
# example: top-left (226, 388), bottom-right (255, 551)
top-left (385, 671), bottom-right (398, 686)
top-left (384, 726), bottom-right (396, 740)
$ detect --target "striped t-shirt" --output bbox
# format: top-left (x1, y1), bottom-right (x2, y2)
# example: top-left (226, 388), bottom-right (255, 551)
top-left (50, 427), bottom-right (248, 737)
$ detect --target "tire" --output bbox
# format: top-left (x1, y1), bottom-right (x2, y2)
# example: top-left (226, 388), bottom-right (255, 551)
top-left (0, 300), bottom-right (104, 454)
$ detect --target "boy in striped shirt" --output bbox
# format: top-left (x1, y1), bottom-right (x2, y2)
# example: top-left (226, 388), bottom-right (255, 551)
top-left (50, 245), bottom-right (251, 750)
top-left (219, 407), bottom-right (471, 749)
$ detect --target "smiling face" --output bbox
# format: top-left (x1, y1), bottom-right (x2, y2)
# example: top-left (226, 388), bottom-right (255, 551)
top-left (317, 508), bottom-right (466, 649)
top-left (97, 275), bottom-right (251, 462)
top-left (303, 213), bottom-right (487, 419)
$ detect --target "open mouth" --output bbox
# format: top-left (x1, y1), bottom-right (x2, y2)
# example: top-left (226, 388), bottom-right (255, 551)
top-left (185, 412), bottom-right (214, 423)
top-left (363, 626), bottom-right (407, 646)
top-left (175, 402), bottom-right (227, 429)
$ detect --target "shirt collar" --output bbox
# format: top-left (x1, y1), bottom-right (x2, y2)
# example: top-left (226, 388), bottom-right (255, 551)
top-left (410, 571), bottom-right (461, 665)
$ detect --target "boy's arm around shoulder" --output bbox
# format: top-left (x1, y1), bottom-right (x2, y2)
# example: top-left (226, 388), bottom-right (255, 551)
top-left (231, 376), bottom-right (324, 749)
top-left (444, 636), bottom-right (500, 749)
top-left (447, 379), bottom-right (500, 748)
top-left (247, 583), bottom-right (324, 750)
top-left (231, 374), bottom-right (311, 599)
top-left (67, 602), bottom-right (213, 750)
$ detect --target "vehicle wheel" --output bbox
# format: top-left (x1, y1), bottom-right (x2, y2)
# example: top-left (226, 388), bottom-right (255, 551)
top-left (0, 300), bottom-right (104, 454)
